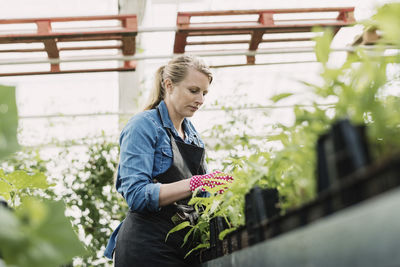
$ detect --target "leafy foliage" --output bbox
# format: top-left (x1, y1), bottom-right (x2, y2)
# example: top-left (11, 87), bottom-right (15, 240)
top-left (59, 139), bottom-right (126, 266)
top-left (1, 3), bottom-right (399, 265)
top-left (2, 147), bottom-right (49, 174)
top-left (0, 199), bottom-right (86, 267)
top-left (171, 3), bottom-right (400, 255)
top-left (0, 169), bottom-right (50, 205)
top-left (2, 136), bottom-right (126, 266)
top-left (0, 84), bottom-right (85, 267)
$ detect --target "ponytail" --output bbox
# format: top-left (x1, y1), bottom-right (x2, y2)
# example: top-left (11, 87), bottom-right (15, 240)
top-left (144, 66), bottom-right (165, 110)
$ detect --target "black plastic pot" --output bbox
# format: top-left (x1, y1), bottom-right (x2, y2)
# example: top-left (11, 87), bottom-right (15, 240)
top-left (317, 119), bottom-right (371, 193)
top-left (245, 186), bottom-right (280, 245)
top-left (209, 216), bottom-right (229, 258)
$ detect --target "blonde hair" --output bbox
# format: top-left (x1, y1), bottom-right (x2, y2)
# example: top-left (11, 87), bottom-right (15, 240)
top-left (144, 55), bottom-right (213, 110)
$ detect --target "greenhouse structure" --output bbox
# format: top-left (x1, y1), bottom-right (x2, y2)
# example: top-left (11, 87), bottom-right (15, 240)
top-left (0, 0), bottom-right (399, 266)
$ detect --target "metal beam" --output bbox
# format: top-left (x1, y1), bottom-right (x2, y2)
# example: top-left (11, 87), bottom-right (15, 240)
top-left (1, 46), bottom-right (394, 66)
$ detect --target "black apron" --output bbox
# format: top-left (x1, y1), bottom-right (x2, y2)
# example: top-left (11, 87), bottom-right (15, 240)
top-left (114, 111), bottom-right (206, 267)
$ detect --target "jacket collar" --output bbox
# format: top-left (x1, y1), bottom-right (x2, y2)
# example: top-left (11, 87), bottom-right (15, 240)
top-left (156, 100), bottom-right (196, 143)
top-left (156, 100), bottom-right (175, 130)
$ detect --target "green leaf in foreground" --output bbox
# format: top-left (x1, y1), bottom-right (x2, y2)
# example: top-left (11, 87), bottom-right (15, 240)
top-left (0, 178), bottom-right (13, 201)
top-left (0, 169), bottom-right (51, 203)
top-left (0, 199), bottom-right (86, 267)
top-left (0, 85), bottom-right (19, 159)
top-left (4, 170), bottom-right (50, 190)
top-left (373, 3), bottom-right (400, 45)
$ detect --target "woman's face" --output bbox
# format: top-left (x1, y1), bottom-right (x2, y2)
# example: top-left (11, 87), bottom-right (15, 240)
top-left (164, 68), bottom-right (210, 120)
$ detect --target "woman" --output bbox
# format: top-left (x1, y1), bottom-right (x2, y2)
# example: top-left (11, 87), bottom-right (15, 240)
top-left (104, 55), bottom-right (233, 267)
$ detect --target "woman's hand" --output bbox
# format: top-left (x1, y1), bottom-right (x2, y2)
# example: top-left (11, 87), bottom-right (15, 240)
top-left (189, 171), bottom-right (234, 194)
top-left (159, 171), bottom-right (233, 207)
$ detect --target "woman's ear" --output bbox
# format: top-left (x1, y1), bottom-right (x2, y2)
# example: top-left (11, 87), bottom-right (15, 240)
top-left (164, 78), bottom-right (173, 94)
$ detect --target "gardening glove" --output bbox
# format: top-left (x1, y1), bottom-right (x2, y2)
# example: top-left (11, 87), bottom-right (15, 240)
top-left (189, 171), bottom-right (234, 194)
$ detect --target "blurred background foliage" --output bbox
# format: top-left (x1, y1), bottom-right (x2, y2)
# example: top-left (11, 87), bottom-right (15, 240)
top-left (1, 138), bottom-right (125, 267)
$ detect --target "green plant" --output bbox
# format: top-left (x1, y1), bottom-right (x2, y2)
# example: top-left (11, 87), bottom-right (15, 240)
top-left (59, 138), bottom-right (126, 266)
top-left (0, 169), bottom-right (50, 207)
top-left (0, 85), bottom-right (86, 267)
top-left (2, 134), bottom-right (125, 266)
top-left (0, 198), bottom-right (86, 267)
top-left (169, 3), bottom-right (400, 256)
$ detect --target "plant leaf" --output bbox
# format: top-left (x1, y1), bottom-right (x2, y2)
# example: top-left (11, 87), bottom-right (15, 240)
top-left (270, 93), bottom-right (293, 103)
top-left (181, 227), bottom-right (195, 248)
top-left (4, 171), bottom-right (50, 190)
top-left (184, 242), bottom-right (210, 259)
top-left (0, 200), bottom-right (86, 267)
top-left (0, 178), bottom-right (13, 200)
top-left (219, 227), bottom-right (237, 240)
top-left (165, 221), bottom-right (191, 242)
top-left (314, 27), bottom-right (333, 65)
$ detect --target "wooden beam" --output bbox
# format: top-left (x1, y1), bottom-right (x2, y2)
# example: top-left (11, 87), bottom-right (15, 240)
top-left (262, 37), bottom-right (312, 43)
top-left (0, 35), bottom-right (126, 44)
top-left (121, 17), bottom-right (137, 55)
top-left (57, 36), bottom-right (125, 42)
top-left (42, 39), bottom-right (59, 58)
top-left (179, 22), bottom-right (354, 33)
top-left (337, 10), bottom-right (356, 23)
top-left (187, 30), bottom-right (251, 36)
top-left (59, 45), bottom-right (122, 51)
top-left (259, 11), bottom-right (274, 27)
top-left (247, 30), bottom-right (264, 64)
top-left (36, 20), bottom-right (59, 71)
top-left (0, 30), bottom-right (136, 41)
top-left (247, 12), bottom-right (273, 64)
top-left (174, 15), bottom-right (191, 53)
top-left (123, 60), bottom-right (137, 69)
top-left (187, 40), bottom-right (249, 45)
top-left (0, 14), bottom-right (137, 24)
top-left (121, 36), bottom-right (135, 55)
top-left (177, 7), bottom-right (355, 17)
top-left (0, 48), bottom-right (45, 53)
top-left (0, 14), bottom-right (138, 75)
top-left (186, 37), bottom-right (312, 46)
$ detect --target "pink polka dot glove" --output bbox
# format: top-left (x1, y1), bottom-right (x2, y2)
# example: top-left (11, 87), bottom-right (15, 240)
top-left (189, 171), bottom-right (234, 194)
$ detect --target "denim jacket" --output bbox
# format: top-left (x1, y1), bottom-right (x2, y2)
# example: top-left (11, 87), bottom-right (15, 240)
top-left (104, 100), bottom-right (205, 259)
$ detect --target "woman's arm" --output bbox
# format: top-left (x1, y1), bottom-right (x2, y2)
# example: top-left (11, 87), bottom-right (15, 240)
top-left (117, 113), bottom-right (195, 212)
top-left (117, 114), bottom-right (162, 212)
top-left (159, 179), bottom-right (191, 207)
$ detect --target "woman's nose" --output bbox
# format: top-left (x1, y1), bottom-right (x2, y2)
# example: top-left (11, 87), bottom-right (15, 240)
top-left (196, 93), bottom-right (205, 105)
